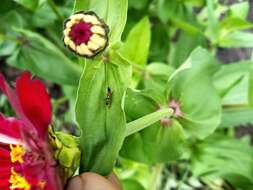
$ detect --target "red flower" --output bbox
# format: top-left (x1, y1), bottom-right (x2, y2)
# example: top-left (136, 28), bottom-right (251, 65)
top-left (0, 72), bottom-right (62, 190)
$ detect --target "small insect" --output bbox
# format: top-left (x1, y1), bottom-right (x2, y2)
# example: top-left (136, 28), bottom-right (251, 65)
top-left (105, 87), bottom-right (113, 107)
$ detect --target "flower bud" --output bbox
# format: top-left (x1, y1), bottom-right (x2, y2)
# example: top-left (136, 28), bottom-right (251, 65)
top-left (63, 11), bottom-right (109, 58)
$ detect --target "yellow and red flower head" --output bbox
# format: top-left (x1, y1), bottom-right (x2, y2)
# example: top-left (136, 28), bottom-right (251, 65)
top-left (0, 72), bottom-right (62, 190)
top-left (63, 11), bottom-right (109, 58)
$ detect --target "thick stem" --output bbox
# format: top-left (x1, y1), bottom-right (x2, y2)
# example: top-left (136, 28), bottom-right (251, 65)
top-left (125, 108), bottom-right (174, 137)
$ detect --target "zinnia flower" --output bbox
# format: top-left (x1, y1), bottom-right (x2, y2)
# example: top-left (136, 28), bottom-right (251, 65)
top-left (63, 11), bottom-right (109, 58)
top-left (0, 72), bottom-right (62, 190)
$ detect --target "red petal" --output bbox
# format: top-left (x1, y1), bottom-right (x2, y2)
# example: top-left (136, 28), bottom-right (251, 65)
top-left (0, 74), bottom-right (35, 134)
top-left (15, 73), bottom-right (52, 139)
top-left (0, 177), bottom-right (10, 189)
top-left (0, 115), bottom-right (22, 141)
top-left (0, 149), bottom-right (10, 161)
top-left (0, 74), bottom-right (24, 118)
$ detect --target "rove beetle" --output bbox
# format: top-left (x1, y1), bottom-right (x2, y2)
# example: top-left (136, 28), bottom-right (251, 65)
top-left (105, 87), bottom-right (113, 107)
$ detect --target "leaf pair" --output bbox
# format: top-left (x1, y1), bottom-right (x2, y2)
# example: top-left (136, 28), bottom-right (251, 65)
top-left (121, 48), bottom-right (222, 164)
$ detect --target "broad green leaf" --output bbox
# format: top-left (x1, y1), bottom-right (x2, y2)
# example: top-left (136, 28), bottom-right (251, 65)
top-left (156, 0), bottom-right (185, 23)
top-left (146, 63), bottom-right (174, 77)
top-left (121, 17), bottom-right (150, 66)
top-left (73, 0), bottom-right (128, 42)
top-left (222, 68), bottom-right (249, 106)
top-left (120, 17), bottom-right (151, 87)
top-left (6, 29), bottom-right (82, 85)
top-left (169, 32), bottom-right (206, 68)
top-left (32, 1), bottom-right (57, 27)
top-left (213, 62), bottom-right (249, 98)
top-left (0, 41), bottom-right (17, 56)
top-left (219, 31), bottom-right (253, 48)
top-left (191, 134), bottom-right (253, 189)
top-left (168, 48), bottom-right (221, 139)
top-left (76, 58), bottom-right (131, 175)
top-left (0, 11), bottom-right (26, 33)
top-left (219, 17), bottom-right (253, 34)
top-left (13, 0), bottom-right (39, 11)
top-left (120, 89), bottom-right (185, 164)
top-left (220, 108), bottom-right (253, 128)
top-left (140, 63), bottom-right (174, 104)
top-left (229, 1), bottom-right (249, 19)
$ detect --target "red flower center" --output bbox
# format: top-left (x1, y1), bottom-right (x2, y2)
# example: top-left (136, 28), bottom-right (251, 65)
top-left (69, 21), bottom-right (92, 45)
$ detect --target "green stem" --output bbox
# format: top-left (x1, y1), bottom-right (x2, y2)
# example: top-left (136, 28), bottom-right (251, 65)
top-left (125, 108), bottom-right (173, 137)
top-left (132, 63), bottom-right (146, 72)
top-left (148, 164), bottom-right (163, 190)
top-left (47, 0), bottom-right (64, 21)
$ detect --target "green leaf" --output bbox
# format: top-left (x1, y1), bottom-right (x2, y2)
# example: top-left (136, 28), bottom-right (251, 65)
top-left (73, 0), bottom-right (128, 42)
top-left (120, 17), bottom-right (151, 87)
top-left (128, 0), bottom-right (148, 10)
top-left (213, 62), bottom-right (249, 98)
top-left (0, 0), bottom-right (16, 15)
top-left (191, 134), bottom-right (253, 189)
top-left (249, 60), bottom-right (253, 107)
top-left (0, 11), bottom-right (26, 33)
top-left (219, 31), bottom-right (253, 48)
top-left (149, 23), bottom-right (169, 62)
top-left (6, 29), bottom-right (82, 85)
top-left (120, 89), bottom-right (185, 164)
top-left (219, 17), bottom-right (253, 34)
top-left (156, 0), bottom-right (185, 23)
top-left (122, 179), bottom-right (146, 190)
top-left (73, 0), bottom-right (89, 11)
top-left (221, 62), bottom-right (250, 106)
top-left (183, 0), bottom-right (204, 7)
top-left (140, 63), bottom-right (174, 104)
top-left (75, 58), bottom-right (131, 175)
top-left (171, 18), bottom-right (201, 35)
top-left (0, 41), bottom-right (17, 56)
top-left (169, 32), bottom-right (206, 68)
top-left (121, 17), bottom-right (150, 66)
top-left (32, 1), bottom-right (57, 27)
top-left (205, 0), bottom-right (219, 43)
top-left (13, 0), bottom-right (39, 11)
top-left (229, 1), bottom-right (249, 20)
top-left (220, 108), bottom-right (253, 128)
top-left (115, 158), bottom-right (152, 189)
top-left (168, 47), bottom-right (222, 139)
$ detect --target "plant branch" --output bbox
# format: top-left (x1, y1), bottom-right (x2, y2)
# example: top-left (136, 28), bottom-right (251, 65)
top-left (125, 108), bottom-right (174, 137)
